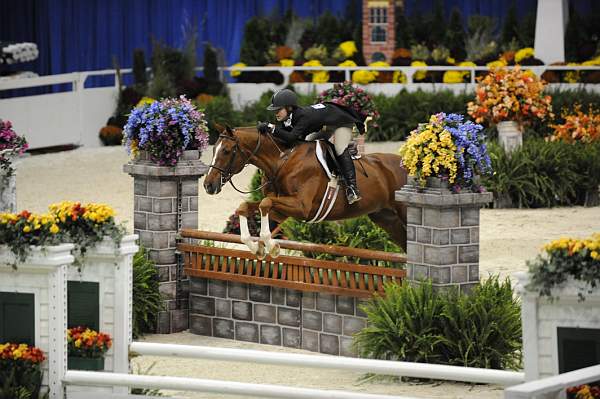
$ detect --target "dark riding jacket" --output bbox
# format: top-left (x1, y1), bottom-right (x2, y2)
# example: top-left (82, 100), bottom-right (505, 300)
top-left (272, 102), bottom-right (364, 145)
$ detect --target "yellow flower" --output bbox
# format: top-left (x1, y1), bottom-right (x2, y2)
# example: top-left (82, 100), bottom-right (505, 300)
top-left (230, 62), bottom-right (246, 77)
top-left (312, 71), bottom-right (329, 83)
top-left (135, 97), bottom-right (155, 108)
top-left (75, 339), bottom-right (82, 348)
top-left (23, 225), bottom-right (31, 233)
top-left (339, 41), bottom-right (357, 58)
top-left (280, 58), bottom-right (294, 67)
top-left (352, 70), bottom-right (377, 85)
top-left (487, 59), bottom-right (507, 68)
top-left (393, 70), bottom-right (407, 83)
top-left (515, 47), bottom-right (535, 63)
top-left (411, 61), bottom-right (428, 81)
top-left (338, 59), bottom-right (357, 67)
top-left (446, 57), bottom-right (456, 65)
top-left (443, 70), bottom-right (465, 84)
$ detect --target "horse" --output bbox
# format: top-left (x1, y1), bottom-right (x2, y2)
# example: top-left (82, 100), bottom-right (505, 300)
top-left (203, 125), bottom-right (408, 259)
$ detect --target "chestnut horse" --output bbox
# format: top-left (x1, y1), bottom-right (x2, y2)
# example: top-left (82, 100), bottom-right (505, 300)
top-left (203, 126), bottom-right (408, 259)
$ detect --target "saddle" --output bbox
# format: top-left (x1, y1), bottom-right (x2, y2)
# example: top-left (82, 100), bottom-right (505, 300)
top-left (314, 140), bottom-right (360, 180)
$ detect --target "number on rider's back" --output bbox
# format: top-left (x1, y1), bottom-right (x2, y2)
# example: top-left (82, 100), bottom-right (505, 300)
top-left (311, 104), bottom-right (326, 109)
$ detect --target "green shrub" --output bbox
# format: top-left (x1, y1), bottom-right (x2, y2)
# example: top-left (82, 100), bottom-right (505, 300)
top-left (132, 247), bottom-right (164, 338)
top-left (354, 277), bottom-right (522, 371)
top-left (200, 96), bottom-right (240, 144)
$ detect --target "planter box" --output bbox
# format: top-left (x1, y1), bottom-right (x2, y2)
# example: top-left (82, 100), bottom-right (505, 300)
top-left (68, 356), bottom-right (104, 371)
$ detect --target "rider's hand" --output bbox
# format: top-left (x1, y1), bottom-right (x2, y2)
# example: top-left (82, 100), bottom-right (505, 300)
top-left (257, 122), bottom-right (271, 134)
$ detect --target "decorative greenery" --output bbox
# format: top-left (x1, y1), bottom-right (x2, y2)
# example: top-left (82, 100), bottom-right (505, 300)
top-left (528, 234), bottom-right (600, 302)
top-left (0, 119), bottom-right (28, 177)
top-left (0, 343), bottom-right (45, 399)
top-left (468, 66), bottom-right (553, 126)
top-left (132, 247), bottom-right (163, 338)
top-left (353, 277), bottom-right (522, 371)
top-left (123, 96), bottom-right (209, 166)
top-left (67, 327), bottom-right (112, 358)
top-left (399, 113), bottom-right (491, 191)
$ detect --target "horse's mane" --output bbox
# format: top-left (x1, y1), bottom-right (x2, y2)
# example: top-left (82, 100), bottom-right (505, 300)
top-left (233, 126), bottom-right (296, 149)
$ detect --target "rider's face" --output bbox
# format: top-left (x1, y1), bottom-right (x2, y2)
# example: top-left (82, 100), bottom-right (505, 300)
top-left (275, 108), bottom-right (288, 122)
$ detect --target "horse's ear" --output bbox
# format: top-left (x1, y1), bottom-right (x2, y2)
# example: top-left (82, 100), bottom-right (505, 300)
top-left (224, 124), bottom-right (234, 135)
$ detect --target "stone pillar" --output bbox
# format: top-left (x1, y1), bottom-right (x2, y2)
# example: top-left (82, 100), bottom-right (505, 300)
top-left (0, 169), bottom-right (16, 213)
top-left (124, 150), bottom-right (208, 333)
top-left (395, 178), bottom-right (492, 292)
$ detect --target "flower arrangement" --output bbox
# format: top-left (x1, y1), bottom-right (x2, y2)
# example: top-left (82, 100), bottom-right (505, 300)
top-left (399, 113), bottom-right (492, 191)
top-left (527, 233), bottom-right (600, 300)
top-left (302, 59), bottom-right (328, 83)
top-left (0, 42), bottom-right (39, 65)
top-left (515, 47), bottom-right (535, 64)
top-left (369, 61), bottom-right (393, 83)
top-left (123, 95), bottom-right (209, 166)
top-left (548, 104), bottom-right (600, 143)
top-left (304, 45), bottom-right (328, 62)
top-left (410, 60), bottom-right (428, 81)
top-left (279, 58), bottom-right (294, 67)
top-left (0, 119), bottom-right (28, 177)
top-left (0, 343), bottom-right (45, 399)
top-left (67, 327), bottom-right (112, 358)
top-left (317, 81), bottom-right (380, 125)
top-left (467, 66), bottom-right (553, 126)
top-left (352, 70), bottom-right (377, 85)
top-left (230, 62), bottom-right (246, 77)
top-left (339, 41), bottom-right (357, 59)
top-left (567, 384), bottom-right (600, 399)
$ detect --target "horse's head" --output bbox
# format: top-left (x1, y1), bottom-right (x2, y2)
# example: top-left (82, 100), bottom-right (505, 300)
top-left (204, 124), bottom-right (252, 195)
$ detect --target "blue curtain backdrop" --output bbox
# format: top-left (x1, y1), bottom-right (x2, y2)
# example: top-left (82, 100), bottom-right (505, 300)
top-left (0, 0), bottom-right (595, 80)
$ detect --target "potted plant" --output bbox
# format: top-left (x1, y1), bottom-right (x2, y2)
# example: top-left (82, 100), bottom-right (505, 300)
top-left (399, 112), bottom-right (492, 192)
top-left (0, 119), bottom-right (28, 213)
top-left (467, 66), bottom-right (553, 152)
top-left (123, 95), bottom-right (209, 166)
top-left (0, 343), bottom-right (45, 398)
top-left (67, 326), bottom-right (112, 371)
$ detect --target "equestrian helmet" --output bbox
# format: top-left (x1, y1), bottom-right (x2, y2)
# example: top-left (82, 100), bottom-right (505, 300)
top-left (267, 89), bottom-right (298, 110)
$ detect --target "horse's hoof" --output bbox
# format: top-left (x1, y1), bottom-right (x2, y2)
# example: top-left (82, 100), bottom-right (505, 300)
top-left (256, 241), bottom-right (267, 260)
top-left (269, 243), bottom-right (280, 258)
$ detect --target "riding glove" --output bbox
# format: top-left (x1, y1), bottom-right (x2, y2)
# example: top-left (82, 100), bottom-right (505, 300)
top-left (257, 122), bottom-right (273, 134)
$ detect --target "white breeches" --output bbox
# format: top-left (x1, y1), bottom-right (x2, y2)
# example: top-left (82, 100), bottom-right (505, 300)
top-left (333, 126), bottom-right (352, 155)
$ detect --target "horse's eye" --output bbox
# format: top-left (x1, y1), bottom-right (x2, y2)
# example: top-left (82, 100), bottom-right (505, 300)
top-left (222, 148), bottom-right (230, 155)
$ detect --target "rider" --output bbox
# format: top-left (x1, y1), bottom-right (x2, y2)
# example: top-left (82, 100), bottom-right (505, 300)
top-left (257, 89), bottom-right (364, 204)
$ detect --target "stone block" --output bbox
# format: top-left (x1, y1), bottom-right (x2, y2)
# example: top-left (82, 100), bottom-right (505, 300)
top-left (316, 293), bottom-right (335, 312)
top-left (134, 178), bottom-right (147, 195)
top-left (451, 229), bottom-right (470, 245)
top-left (302, 292), bottom-right (316, 309)
top-left (148, 213), bottom-right (177, 231)
top-left (432, 229), bottom-right (450, 245)
top-left (320, 334), bottom-right (340, 356)
top-left (152, 198), bottom-right (173, 213)
top-left (159, 281), bottom-right (176, 300)
top-left (413, 264), bottom-right (429, 280)
top-left (406, 263), bottom-right (414, 279)
top-left (260, 325), bottom-right (281, 346)
top-left (235, 322), bottom-right (259, 343)
top-left (180, 197), bottom-right (189, 212)
top-left (138, 230), bottom-right (153, 248)
top-left (340, 336), bottom-right (357, 357)
top-left (254, 304), bottom-right (277, 323)
top-left (250, 284), bottom-right (271, 303)
top-left (213, 318), bottom-right (234, 339)
top-left (209, 280), bottom-right (227, 298)
top-left (424, 246), bottom-right (457, 266)
top-left (469, 264), bottom-right (479, 282)
top-left (424, 207), bottom-right (459, 228)
top-left (459, 245), bottom-right (479, 264)
top-left (470, 227), bottom-right (479, 243)
top-left (152, 232), bottom-right (170, 249)
top-left (181, 212), bottom-right (198, 229)
top-left (134, 212), bottom-right (147, 230)
top-left (157, 311), bottom-right (170, 334)
top-left (271, 288), bottom-right (285, 305)
top-left (460, 207), bottom-right (479, 226)
top-left (336, 296), bottom-right (355, 315)
top-left (452, 265), bottom-right (468, 283)
top-left (232, 301), bottom-right (252, 321)
top-left (417, 227), bottom-right (432, 244)
top-left (343, 316), bottom-right (367, 336)
top-left (407, 242), bottom-right (424, 263)
top-left (190, 196), bottom-right (198, 211)
top-left (138, 197), bottom-right (153, 212)
top-left (190, 277), bottom-right (207, 295)
top-left (148, 179), bottom-right (178, 198)
top-left (190, 295), bottom-right (215, 316)
top-left (406, 225), bottom-right (416, 242)
top-left (189, 315), bottom-right (211, 336)
top-left (302, 330), bottom-right (319, 352)
top-left (282, 328), bottom-right (301, 348)
top-left (278, 307), bottom-right (300, 327)
top-left (460, 282), bottom-right (479, 295)
top-left (407, 206), bottom-right (422, 225)
top-left (170, 309), bottom-right (189, 332)
top-left (228, 282), bottom-right (248, 300)
top-left (303, 310), bottom-right (323, 331)
top-left (215, 299), bottom-right (231, 318)
top-left (286, 290), bottom-right (301, 307)
top-left (149, 249), bottom-right (176, 264)
top-left (181, 180), bottom-right (199, 196)
top-left (323, 313), bottom-right (342, 334)
top-left (430, 266), bottom-right (451, 284)
top-left (156, 265), bottom-right (170, 282)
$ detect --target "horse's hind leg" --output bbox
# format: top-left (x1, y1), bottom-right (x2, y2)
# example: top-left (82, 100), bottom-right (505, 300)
top-left (368, 207), bottom-right (407, 252)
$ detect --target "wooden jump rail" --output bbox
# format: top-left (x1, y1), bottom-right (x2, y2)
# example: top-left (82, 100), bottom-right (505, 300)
top-left (178, 229), bottom-right (406, 298)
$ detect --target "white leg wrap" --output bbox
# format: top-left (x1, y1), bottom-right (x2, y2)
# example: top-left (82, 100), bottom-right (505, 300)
top-left (259, 212), bottom-right (274, 252)
top-left (239, 215), bottom-right (258, 253)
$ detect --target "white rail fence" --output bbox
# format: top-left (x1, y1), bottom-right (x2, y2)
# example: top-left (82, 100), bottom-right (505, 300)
top-left (0, 65), bottom-right (599, 149)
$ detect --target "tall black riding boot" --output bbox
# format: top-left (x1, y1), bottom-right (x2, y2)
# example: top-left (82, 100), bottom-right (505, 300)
top-left (337, 149), bottom-right (361, 204)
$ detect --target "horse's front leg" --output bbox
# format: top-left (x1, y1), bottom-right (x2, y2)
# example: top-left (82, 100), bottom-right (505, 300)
top-left (259, 196), bottom-right (312, 258)
top-left (258, 198), bottom-right (280, 258)
top-left (236, 201), bottom-right (262, 256)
